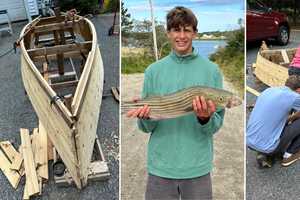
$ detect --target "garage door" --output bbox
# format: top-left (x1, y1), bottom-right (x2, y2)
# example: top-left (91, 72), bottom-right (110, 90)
top-left (0, 0), bottom-right (38, 24)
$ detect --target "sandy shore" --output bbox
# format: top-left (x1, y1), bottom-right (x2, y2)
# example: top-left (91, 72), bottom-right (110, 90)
top-left (121, 74), bottom-right (244, 200)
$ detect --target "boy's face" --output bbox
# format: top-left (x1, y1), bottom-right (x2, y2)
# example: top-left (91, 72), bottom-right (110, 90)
top-left (167, 25), bottom-right (197, 55)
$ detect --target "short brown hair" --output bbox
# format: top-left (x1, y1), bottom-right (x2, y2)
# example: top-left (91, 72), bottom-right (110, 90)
top-left (166, 6), bottom-right (198, 32)
top-left (285, 75), bottom-right (300, 90)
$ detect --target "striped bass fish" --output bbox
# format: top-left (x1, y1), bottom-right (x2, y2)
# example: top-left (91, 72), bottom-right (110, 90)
top-left (122, 86), bottom-right (242, 119)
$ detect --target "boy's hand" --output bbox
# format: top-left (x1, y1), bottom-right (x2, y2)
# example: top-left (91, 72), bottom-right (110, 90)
top-left (192, 96), bottom-right (216, 121)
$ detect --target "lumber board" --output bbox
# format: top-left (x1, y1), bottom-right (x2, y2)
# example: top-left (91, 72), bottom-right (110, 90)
top-left (23, 182), bottom-right (29, 200)
top-left (43, 62), bottom-right (49, 82)
top-left (53, 29), bottom-right (65, 75)
top-left (75, 46), bottom-right (104, 186)
top-left (246, 86), bottom-right (260, 97)
top-left (51, 80), bottom-right (78, 90)
top-left (37, 122), bottom-right (49, 180)
top-left (20, 53), bottom-right (81, 188)
top-left (20, 128), bottom-right (39, 196)
top-left (0, 149), bottom-right (21, 188)
top-left (0, 141), bottom-right (23, 170)
top-left (34, 20), bottom-right (80, 33)
top-left (111, 87), bottom-right (119, 102)
top-left (27, 41), bottom-right (92, 57)
top-left (33, 50), bottom-right (88, 62)
top-left (47, 138), bottom-right (54, 161)
top-left (36, 16), bottom-right (65, 26)
top-left (281, 50), bottom-right (290, 63)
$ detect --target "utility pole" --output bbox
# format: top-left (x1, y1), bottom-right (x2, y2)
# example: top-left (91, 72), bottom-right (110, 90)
top-left (149, 0), bottom-right (158, 61)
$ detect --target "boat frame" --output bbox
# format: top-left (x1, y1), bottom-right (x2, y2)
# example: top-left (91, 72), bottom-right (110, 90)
top-left (253, 42), bottom-right (296, 87)
top-left (19, 12), bottom-right (108, 189)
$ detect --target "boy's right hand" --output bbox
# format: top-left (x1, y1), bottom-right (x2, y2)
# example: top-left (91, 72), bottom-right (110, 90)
top-left (126, 105), bottom-right (151, 119)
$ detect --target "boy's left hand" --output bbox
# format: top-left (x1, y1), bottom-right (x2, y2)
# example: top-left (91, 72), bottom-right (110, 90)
top-left (192, 96), bottom-right (216, 121)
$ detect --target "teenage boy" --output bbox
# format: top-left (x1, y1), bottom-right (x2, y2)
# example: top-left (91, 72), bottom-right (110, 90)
top-left (127, 6), bottom-right (224, 200)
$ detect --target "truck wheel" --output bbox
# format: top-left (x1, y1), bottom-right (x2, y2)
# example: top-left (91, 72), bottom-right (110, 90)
top-left (277, 26), bottom-right (289, 45)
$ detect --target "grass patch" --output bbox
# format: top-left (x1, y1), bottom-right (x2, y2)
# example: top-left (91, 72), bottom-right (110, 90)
top-left (211, 51), bottom-right (244, 96)
top-left (122, 53), bottom-right (155, 74)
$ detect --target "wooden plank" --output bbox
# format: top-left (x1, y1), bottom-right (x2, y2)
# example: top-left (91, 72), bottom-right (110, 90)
top-left (51, 80), bottom-right (78, 90)
top-left (23, 182), bottom-right (29, 200)
top-left (53, 29), bottom-right (65, 75)
top-left (20, 128), bottom-right (40, 196)
top-left (27, 41), bottom-right (92, 57)
top-left (47, 138), bottom-right (54, 161)
top-left (18, 146), bottom-right (25, 176)
top-left (43, 62), bottom-right (49, 82)
top-left (37, 35), bottom-right (74, 44)
top-left (0, 149), bottom-right (21, 188)
top-left (281, 49), bottom-right (290, 63)
top-left (34, 20), bottom-right (81, 33)
top-left (111, 87), bottom-right (119, 102)
top-left (37, 122), bottom-right (49, 180)
top-left (0, 141), bottom-right (23, 170)
top-left (36, 16), bottom-right (65, 26)
top-left (246, 86), bottom-right (260, 97)
top-left (33, 50), bottom-right (89, 62)
top-left (49, 71), bottom-right (76, 79)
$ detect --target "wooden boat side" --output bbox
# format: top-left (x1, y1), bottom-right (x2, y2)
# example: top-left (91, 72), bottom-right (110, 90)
top-left (254, 51), bottom-right (289, 86)
top-left (20, 52), bottom-right (81, 187)
top-left (75, 46), bottom-right (104, 186)
top-left (254, 48), bottom-right (297, 87)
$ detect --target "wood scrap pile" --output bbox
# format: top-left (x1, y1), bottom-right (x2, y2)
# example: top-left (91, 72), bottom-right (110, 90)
top-left (0, 125), bottom-right (51, 199)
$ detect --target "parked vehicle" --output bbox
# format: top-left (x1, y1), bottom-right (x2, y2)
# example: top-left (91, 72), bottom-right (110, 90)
top-left (247, 0), bottom-right (290, 45)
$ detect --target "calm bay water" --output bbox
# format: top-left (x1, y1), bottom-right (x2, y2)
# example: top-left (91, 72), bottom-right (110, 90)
top-left (193, 40), bottom-right (226, 59)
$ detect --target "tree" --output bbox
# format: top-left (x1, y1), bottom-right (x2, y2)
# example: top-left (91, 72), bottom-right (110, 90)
top-left (121, 1), bottom-right (133, 36)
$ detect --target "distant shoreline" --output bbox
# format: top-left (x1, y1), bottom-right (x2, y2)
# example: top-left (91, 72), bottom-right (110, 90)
top-left (195, 38), bottom-right (227, 41)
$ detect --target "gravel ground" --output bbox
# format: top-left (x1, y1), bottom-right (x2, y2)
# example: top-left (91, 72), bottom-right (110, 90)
top-left (246, 30), bottom-right (300, 200)
top-left (121, 74), bottom-right (244, 200)
top-left (0, 13), bottom-right (119, 200)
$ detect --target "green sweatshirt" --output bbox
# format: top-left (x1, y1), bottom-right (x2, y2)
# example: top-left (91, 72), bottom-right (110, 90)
top-left (138, 49), bottom-right (225, 179)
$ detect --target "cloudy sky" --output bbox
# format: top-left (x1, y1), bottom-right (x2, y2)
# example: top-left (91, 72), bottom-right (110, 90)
top-left (123, 0), bottom-right (245, 32)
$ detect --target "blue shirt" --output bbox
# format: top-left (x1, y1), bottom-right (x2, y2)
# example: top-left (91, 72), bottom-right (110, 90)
top-left (247, 86), bottom-right (300, 153)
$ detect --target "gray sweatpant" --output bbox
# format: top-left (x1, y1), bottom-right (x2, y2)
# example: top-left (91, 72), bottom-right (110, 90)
top-left (145, 173), bottom-right (212, 200)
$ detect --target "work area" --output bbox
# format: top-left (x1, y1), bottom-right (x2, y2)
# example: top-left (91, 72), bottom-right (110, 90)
top-left (0, 7), bottom-right (119, 199)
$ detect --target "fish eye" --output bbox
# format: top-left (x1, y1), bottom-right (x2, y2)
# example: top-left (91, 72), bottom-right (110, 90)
top-left (219, 97), bottom-right (223, 101)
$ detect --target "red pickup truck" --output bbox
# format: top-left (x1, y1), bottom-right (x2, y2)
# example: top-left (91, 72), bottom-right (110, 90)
top-left (247, 0), bottom-right (290, 45)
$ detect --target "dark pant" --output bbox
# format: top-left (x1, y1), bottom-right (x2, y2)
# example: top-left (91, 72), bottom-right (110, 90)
top-left (288, 66), bottom-right (300, 76)
top-left (272, 118), bottom-right (300, 155)
top-left (145, 173), bottom-right (212, 200)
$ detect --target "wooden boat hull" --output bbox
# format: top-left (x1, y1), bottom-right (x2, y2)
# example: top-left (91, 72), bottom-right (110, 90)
top-left (20, 14), bottom-right (104, 188)
top-left (253, 46), bottom-right (296, 87)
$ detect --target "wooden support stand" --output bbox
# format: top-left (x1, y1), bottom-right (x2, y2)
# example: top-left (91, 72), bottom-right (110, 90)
top-left (54, 136), bottom-right (110, 186)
